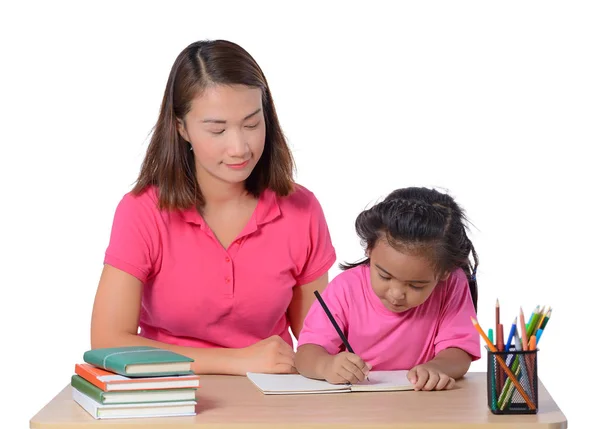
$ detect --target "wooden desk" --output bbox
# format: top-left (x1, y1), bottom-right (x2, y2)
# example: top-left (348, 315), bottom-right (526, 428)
top-left (30, 372), bottom-right (567, 428)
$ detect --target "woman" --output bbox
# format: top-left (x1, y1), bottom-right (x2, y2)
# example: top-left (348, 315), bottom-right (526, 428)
top-left (90, 40), bottom-right (336, 375)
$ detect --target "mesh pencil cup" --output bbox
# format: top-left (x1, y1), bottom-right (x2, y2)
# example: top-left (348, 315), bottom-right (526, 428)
top-left (486, 346), bottom-right (538, 414)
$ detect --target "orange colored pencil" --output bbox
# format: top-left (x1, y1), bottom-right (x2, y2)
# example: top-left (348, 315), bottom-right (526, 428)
top-left (529, 335), bottom-right (537, 350)
top-left (471, 317), bottom-right (536, 410)
top-left (519, 307), bottom-right (528, 351)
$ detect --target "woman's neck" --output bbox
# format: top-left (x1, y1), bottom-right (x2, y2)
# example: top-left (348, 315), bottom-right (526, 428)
top-left (197, 173), bottom-right (252, 208)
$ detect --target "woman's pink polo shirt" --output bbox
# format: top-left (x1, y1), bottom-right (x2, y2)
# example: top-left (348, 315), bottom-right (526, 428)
top-left (103, 184), bottom-right (336, 349)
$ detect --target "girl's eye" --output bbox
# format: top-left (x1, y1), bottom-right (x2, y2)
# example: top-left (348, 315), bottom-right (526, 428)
top-left (378, 274), bottom-right (392, 281)
top-left (409, 284), bottom-right (424, 290)
top-left (210, 130), bottom-right (225, 135)
top-left (245, 123), bottom-right (259, 129)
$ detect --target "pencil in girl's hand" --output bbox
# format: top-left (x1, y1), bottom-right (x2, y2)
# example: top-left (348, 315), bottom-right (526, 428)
top-left (314, 291), bottom-right (354, 353)
top-left (313, 290), bottom-right (369, 381)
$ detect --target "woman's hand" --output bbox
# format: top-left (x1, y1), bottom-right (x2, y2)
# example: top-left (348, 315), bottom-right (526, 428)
top-left (322, 351), bottom-right (371, 384)
top-left (240, 335), bottom-right (296, 374)
top-left (407, 362), bottom-right (456, 391)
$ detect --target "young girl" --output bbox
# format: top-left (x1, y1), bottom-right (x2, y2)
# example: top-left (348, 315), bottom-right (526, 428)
top-left (295, 187), bottom-right (480, 391)
top-left (90, 40), bottom-right (336, 375)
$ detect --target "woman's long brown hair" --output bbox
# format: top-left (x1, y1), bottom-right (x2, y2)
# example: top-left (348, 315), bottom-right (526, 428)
top-left (133, 40), bottom-right (295, 211)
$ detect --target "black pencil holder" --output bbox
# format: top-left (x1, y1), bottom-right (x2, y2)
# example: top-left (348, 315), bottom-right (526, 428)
top-left (486, 347), bottom-right (538, 414)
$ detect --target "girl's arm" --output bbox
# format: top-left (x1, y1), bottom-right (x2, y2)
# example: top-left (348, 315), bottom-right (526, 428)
top-left (407, 348), bottom-right (472, 391)
top-left (294, 344), bottom-right (332, 379)
top-left (427, 347), bottom-right (472, 379)
top-left (91, 265), bottom-right (295, 375)
top-left (287, 273), bottom-right (328, 339)
top-left (296, 344), bottom-right (370, 384)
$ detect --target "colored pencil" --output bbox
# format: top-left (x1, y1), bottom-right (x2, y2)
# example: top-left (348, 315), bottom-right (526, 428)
top-left (534, 306), bottom-right (547, 332)
top-left (519, 307), bottom-right (529, 351)
top-left (506, 317), bottom-right (517, 350)
top-left (540, 308), bottom-right (552, 330)
top-left (471, 317), bottom-right (536, 410)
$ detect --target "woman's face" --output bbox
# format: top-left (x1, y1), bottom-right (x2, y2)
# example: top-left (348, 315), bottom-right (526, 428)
top-left (177, 84), bottom-right (266, 187)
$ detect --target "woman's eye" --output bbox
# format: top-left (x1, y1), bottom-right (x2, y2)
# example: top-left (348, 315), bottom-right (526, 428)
top-left (245, 122), bottom-right (259, 129)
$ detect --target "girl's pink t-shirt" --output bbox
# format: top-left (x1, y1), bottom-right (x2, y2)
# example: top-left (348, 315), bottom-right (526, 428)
top-left (297, 265), bottom-right (481, 370)
top-left (104, 184), bottom-right (336, 349)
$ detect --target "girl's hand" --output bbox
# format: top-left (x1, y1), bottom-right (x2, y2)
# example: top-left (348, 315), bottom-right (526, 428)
top-left (323, 352), bottom-right (371, 384)
top-left (240, 335), bottom-right (296, 374)
top-left (407, 362), bottom-right (456, 391)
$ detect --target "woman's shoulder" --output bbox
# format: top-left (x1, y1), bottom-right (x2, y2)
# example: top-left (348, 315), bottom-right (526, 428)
top-left (115, 185), bottom-right (161, 217)
top-left (275, 183), bottom-right (323, 213)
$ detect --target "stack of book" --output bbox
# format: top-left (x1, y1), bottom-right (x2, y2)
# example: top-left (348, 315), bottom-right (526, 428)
top-left (71, 346), bottom-right (201, 419)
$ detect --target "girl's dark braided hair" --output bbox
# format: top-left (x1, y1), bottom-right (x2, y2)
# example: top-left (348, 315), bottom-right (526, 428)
top-left (340, 187), bottom-right (479, 311)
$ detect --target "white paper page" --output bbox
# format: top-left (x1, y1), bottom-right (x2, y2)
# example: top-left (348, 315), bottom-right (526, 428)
top-left (350, 370), bottom-right (414, 392)
top-left (246, 373), bottom-right (351, 394)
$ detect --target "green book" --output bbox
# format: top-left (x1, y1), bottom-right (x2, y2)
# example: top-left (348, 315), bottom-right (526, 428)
top-left (83, 346), bottom-right (194, 377)
top-left (71, 375), bottom-right (197, 404)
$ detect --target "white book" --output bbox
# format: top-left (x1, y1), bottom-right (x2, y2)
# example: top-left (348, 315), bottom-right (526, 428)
top-left (72, 387), bottom-right (196, 419)
top-left (246, 370), bottom-right (414, 395)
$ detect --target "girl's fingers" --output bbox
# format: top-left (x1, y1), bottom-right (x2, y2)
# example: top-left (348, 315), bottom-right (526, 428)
top-left (434, 374), bottom-right (453, 391)
top-left (423, 371), bottom-right (441, 391)
top-left (413, 367), bottom-right (430, 391)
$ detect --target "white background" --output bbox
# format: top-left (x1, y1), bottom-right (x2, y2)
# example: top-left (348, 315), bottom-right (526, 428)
top-left (1, 1), bottom-right (597, 427)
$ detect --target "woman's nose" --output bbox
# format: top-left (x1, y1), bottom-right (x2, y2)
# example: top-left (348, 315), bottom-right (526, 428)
top-left (227, 131), bottom-right (249, 157)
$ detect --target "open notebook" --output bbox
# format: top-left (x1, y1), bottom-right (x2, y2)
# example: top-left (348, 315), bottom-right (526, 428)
top-left (246, 370), bottom-right (414, 395)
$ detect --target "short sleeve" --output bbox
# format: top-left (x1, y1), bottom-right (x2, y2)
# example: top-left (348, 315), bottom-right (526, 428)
top-left (294, 192), bottom-right (336, 285)
top-left (434, 270), bottom-right (481, 360)
top-left (297, 279), bottom-right (348, 354)
top-left (103, 192), bottom-right (161, 283)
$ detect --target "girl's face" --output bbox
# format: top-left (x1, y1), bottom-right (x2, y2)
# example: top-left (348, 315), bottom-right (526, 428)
top-left (368, 239), bottom-right (448, 313)
top-left (177, 84), bottom-right (266, 187)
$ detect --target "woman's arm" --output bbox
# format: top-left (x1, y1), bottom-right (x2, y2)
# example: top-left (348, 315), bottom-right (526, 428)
top-left (287, 273), bottom-right (328, 339)
top-left (91, 265), bottom-right (294, 375)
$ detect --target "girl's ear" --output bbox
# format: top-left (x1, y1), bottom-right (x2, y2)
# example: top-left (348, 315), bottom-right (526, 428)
top-left (177, 118), bottom-right (190, 142)
top-left (439, 271), bottom-right (451, 282)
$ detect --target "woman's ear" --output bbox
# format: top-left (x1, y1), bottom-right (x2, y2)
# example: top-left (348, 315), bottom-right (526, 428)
top-left (177, 118), bottom-right (190, 142)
